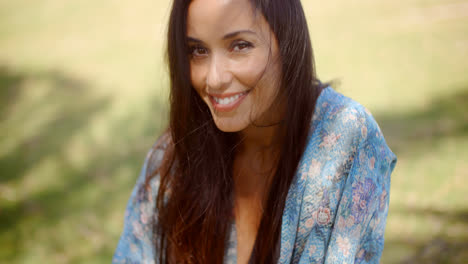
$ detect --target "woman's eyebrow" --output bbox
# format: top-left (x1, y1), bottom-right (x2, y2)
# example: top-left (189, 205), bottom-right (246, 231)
top-left (187, 37), bottom-right (203, 43)
top-left (186, 30), bottom-right (256, 43)
top-left (222, 30), bottom-right (257, 40)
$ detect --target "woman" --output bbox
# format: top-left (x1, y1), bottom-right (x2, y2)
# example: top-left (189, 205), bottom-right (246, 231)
top-left (113, 0), bottom-right (397, 263)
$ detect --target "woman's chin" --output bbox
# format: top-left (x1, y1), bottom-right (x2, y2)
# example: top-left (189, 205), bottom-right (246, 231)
top-left (213, 118), bottom-right (247, 133)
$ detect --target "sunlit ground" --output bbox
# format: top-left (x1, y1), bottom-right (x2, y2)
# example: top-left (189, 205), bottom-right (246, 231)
top-left (0, 0), bottom-right (467, 263)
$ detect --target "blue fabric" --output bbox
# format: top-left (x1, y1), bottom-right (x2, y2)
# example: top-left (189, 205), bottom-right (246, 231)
top-left (112, 87), bottom-right (397, 263)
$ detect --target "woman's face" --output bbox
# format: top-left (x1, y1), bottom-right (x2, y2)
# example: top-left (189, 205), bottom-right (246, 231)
top-left (187, 0), bottom-right (283, 132)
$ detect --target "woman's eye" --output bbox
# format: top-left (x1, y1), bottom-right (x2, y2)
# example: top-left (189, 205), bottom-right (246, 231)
top-left (190, 46), bottom-right (208, 58)
top-left (232, 41), bottom-right (253, 52)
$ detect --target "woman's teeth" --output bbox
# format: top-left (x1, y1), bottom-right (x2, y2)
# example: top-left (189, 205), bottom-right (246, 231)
top-left (213, 91), bottom-right (247, 105)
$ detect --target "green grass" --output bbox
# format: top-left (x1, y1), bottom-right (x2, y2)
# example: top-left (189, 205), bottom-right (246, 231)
top-left (0, 0), bottom-right (467, 263)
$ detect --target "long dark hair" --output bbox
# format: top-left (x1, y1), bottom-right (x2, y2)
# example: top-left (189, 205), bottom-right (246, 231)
top-left (148, 0), bottom-right (324, 262)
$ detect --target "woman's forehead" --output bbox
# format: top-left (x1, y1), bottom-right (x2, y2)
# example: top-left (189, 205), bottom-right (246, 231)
top-left (187, 0), bottom-right (267, 39)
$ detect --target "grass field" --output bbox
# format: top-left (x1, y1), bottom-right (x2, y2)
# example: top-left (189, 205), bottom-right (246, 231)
top-left (1, 0), bottom-right (467, 263)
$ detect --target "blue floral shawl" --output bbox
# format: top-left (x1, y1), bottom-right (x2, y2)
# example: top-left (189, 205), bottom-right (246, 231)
top-left (112, 87), bottom-right (397, 263)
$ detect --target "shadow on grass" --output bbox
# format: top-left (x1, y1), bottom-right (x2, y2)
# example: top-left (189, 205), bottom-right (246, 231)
top-left (376, 86), bottom-right (468, 155)
top-left (385, 238), bottom-right (468, 264)
top-left (0, 65), bottom-right (111, 260)
top-left (392, 206), bottom-right (468, 224)
top-left (375, 87), bottom-right (468, 264)
top-left (0, 66), bottom-right (25, 122)
top-left (0, 68), bottom-right (110, 184)
top-left (383, 207), bottom-right (468, 264)
top-left (0, 64), bottom-right (168, 262)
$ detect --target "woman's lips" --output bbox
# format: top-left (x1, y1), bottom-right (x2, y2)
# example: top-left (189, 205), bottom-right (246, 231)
top-left (209, 90), bottom-right (250, 112)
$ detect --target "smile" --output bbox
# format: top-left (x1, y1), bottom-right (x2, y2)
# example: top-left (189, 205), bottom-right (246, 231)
top-left (209, 91), bottom-right (250, 112)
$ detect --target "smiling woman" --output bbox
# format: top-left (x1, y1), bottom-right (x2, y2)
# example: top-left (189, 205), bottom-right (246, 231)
top-left (187, 0), bottom-right (283, 132)
top-left (112, 0), bottom-right (397, 263)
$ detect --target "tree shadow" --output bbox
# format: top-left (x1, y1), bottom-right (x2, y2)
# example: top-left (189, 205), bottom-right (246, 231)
top-left (0, 64), bottom-right (169, 262)
top-left (383, 207), bottom-right (468, 264)
top-left (0, 66), bottom-right (26, 122)
top-left (374, 87), bottom-right (468, 264)
top-left (375, 86), bottom-right (468, 155)
top-left (0, 66), bottom-right (109, 184)
top-left (384, 238), bottom-right (468, 264)
top-left (0, 65), bottom-right (113, 261)
top-left (392, 206), bottom-right (468, 224)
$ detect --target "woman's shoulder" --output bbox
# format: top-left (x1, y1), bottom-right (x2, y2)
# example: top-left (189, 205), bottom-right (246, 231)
top-left (312, 86), bottom-right (390, 149)
top-left (112, 132), bottom-right (173, 263)
top-left (280, 87), bottom-right (397, 263)
top-left (131, 131), bottom-right (173, 207)
top-left (301, 86), bottom-right (397, 175)
top-left (315, 87), bottom-right (373, 127)
top-left (145, 131), bottom-right (173, 177)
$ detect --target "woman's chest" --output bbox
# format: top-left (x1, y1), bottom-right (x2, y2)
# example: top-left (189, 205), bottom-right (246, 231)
top-left (231, 195), bottom-right (263, 264)
top-left (225, 172), bottom-right (349, 264)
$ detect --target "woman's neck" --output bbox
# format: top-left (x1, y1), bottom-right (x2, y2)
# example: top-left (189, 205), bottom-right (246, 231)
top-left (233, 123), bottom-right (284, 200)
top-left (240, 122), bottom-right (283, 151)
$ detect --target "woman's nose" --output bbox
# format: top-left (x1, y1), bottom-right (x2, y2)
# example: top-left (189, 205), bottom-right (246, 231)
top-left (206, 54), bottom-right (232, 90)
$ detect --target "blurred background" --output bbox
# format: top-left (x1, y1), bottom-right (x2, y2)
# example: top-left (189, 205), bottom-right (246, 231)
top-left (0, 0), bottom-right (467, 263)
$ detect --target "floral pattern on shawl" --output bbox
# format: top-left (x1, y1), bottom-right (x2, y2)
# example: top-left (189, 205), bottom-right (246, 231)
top-left (112, 87), bottom-right (397, 264)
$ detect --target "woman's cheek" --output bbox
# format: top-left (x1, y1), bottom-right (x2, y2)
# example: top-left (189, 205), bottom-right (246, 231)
top-left (231, 53), bottom-right (269, 87)
top-left (232, 64), bottom-right (265, 88)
